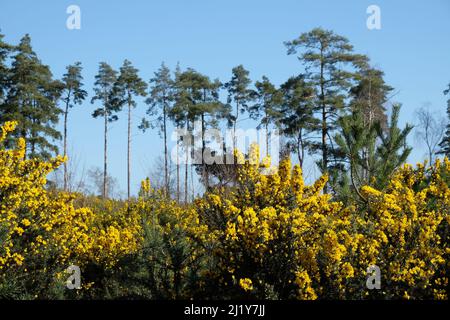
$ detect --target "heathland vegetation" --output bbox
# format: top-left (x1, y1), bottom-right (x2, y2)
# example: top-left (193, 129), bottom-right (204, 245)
top-left (0, 28), bottom-right (449, 299)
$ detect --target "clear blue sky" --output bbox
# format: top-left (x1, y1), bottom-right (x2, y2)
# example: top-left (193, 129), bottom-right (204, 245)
top-left (1, 0), bottom-right (450, 196)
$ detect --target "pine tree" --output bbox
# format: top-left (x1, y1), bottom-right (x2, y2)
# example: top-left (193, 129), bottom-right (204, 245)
top-left (375, 104), bottom-right (413, 188)
top-left (438, 83), bottom-right (450, 157)
top-left (349, 67), bottom-right (393, 130)
top-left (60, 62), bottom-right (87, 191)
top-left (0, 31), bottom-right (12, 105)
top-left (335, 104), bottom-right (412, 201)
top-left (140, 62), bottom-right (174, 197)
top-left (285, 28), bottom-right (368, 192)
top-left (196, 75), bottom-right (224, 190)
top-left (250, 76), bottom-right (282, 156)
top-left (279, 75), bottom-right (317, 167)
top-left (224, 65), bottom-right (253, 151)
top-left (333, 66), bottom-right (394, 200)
top-left (174, 64), bottom-right (182, 203)
top-left (115, 59), bottom-right (147, 200)
top-left (91, 62), bottom-right (119, 199)
top-left (171, 68), bottom-right (225, 197)
top-left (170, 65), bottom-right (191, 203)
top-left (334, 109), bottom-right (378, 202)
top-left (2, 34), bottom-right (63, 159)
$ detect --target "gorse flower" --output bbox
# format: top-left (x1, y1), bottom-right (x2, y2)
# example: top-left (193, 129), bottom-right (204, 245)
top-left (0, 122), bottom-right (142, 295)
top-left (0, 122), bottom-right (449, 300)
top-left (239, 278), bottom-right (253, 291)
top-left (196, 144), bottom-right (450, 299)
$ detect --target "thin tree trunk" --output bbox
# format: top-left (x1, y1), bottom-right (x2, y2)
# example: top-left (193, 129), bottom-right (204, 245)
top-left (30, 101), bottom-right (35, 157)
top-left (233, 102), bottom-right (238, 152)
top-left (185, 121), bottom-right (189, 204)
top-left (319, 47), bottom-right (328, 193)
top-left (63, 101), bottom-right (69, 191)
top-left (163, 103), bottom-right (169, 197)
top-left (265, 120), bottom-right (269, 157)
top-left (191, 164), bottom-right (194, 201)
top-left (232, 102), bottom-right (239, 186)
top-left (31, 115), bottom-right (36, 157)
top-left (350, 160), bottom-right (367, 202)
top-left (428, 145), bottom-right (433, 166)
top-left (201, 112), bottom-right (209, 190)
top-left (176, 136), bottom-right (180, 203)
top-left (103, 103), bottom-right (108, 199)
top-left (365, 77), bottom-right (373, 181)
top-left (322, 104), bottom-right (327, 169)
top-left (185, 151), bottom-right (188, 204)
top-left (297, 131), bottom-right (304, 168)
top-left (127, 99), bottom-right (132, 200)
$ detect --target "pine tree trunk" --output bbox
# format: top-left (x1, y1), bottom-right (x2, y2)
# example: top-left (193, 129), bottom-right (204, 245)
top-left (297, 131), bottom-right (304, 168)
top-left (321, 104), bottom-right (328, 194)
top-left (322, 103), bottom-right (327, 170)
top-left (191, 164), bottom-right (194, 201)
top-left (63, 102), bottom-right (69, 191)
top-left (319, 48), bottom-right (328, 194)
top-left (31, 103), bottom-right (36, 157)
top-left (185, 146), bottom-right (188, 204)
top-left (176, 137), bottom-right (180, 203)
top-left (233, 102), bottom-right (238, 152)
top-left (265, 119), bottom-right (269, 157)
top-left (201, 113), bottom-right (209, 190)
top-left (163, 103), bottom-right (169, 197)
top-left (185, 121), bottom-right (189, 204)
top-left (103, 103), bottom-right (108, 199)
top-left (127, 100), bottom-right (132, 200)
top-left (31, 117), bottom-right (36, 157)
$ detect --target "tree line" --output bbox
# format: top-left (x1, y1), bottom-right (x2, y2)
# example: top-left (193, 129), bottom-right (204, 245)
top-left (1, 28), bottom-right (449, 203)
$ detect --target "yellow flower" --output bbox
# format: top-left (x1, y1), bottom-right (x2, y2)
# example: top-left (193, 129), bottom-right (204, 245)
top-left (239, 278), bottom-right (253, 291)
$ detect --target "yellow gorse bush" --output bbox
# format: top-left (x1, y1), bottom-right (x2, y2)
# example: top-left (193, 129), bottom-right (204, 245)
top-left (0, 123), bottom-right (449, 299)
top-left (0, 122), bottom-right (142, 296)
top-left (196, 144), bottom-right (355, 299)
top-left (1, 121), bottom-right (69, 270)
top-left (196, 144), bottom-right (450, 299)
top-left (132, 178), bottom-right (212, 299)
top-left (358, 160), bottom-right (450, 299)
